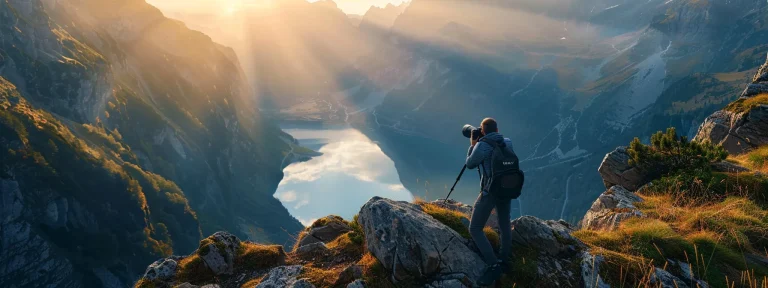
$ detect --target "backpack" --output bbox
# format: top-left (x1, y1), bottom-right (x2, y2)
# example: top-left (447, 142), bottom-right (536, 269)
top-left (480, 138), bottom-right (524, 200)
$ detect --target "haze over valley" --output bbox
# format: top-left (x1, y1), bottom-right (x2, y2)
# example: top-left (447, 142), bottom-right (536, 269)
top-left (1, 0), bottom-right (767, 287)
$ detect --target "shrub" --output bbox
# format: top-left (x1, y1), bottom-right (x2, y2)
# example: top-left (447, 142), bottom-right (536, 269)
top-left (627, 127), bottom-right (727, 170)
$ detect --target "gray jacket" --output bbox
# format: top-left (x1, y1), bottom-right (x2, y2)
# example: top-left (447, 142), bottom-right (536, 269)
top-left (466, 132), bottom-right (515, 194)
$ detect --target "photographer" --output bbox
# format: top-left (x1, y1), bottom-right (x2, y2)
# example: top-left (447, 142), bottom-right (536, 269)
top-left (465, 118), bottom-right (517, 285)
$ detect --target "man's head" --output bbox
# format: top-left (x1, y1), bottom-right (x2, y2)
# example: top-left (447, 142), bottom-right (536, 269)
top-left (480, 118), bottom-right (498, 135)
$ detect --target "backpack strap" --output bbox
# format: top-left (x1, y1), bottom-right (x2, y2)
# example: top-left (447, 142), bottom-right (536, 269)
top-left (479, 138), bottom-right (502, 191)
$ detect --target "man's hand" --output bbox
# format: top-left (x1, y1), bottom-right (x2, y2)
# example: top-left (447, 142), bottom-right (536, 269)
top-left (470, 131), bottom-right (478, 146)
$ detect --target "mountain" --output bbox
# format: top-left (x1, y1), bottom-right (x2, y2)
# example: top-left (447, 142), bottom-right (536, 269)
top-left (135, 54), bottom-right (768, 286)
top-left (359, 3), bottom-right (408, 33)
top-left (340, 0), bottom-right (768, 223)
top-left (0, 0), bottom-right (302, 286)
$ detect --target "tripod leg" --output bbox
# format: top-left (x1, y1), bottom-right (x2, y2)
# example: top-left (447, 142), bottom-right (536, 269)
top-left (444, 165), bottom-right (467, 204)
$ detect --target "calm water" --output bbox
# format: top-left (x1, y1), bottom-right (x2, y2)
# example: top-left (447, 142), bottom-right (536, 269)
top-left (274, 126), bottom-right (413, 226)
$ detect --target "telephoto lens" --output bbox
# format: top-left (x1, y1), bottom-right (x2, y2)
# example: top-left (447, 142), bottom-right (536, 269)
top-left (462, 124), bottom-right (482, 140)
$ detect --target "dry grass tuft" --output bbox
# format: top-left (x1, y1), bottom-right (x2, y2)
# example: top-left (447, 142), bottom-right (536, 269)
top-left (235, 242), bottom-right (286, 271)
top-left (725, 93), bottom-right (768, 114)
top-left (175, 254), bottom-right (216, 285)
top-left (357, 253), bottom-right (396, 288)
top-left (418, 203), bottom-right (471, 238)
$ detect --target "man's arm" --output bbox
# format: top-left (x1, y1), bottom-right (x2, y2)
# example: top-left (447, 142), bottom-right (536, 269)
top-left (466, 142), bottom-right (490, 169)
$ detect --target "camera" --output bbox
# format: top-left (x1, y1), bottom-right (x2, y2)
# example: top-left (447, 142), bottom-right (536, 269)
top-left (462, 124), bottom-right (483, 140)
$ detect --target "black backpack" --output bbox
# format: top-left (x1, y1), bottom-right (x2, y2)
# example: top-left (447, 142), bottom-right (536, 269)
top-left (480, 138), bottom-right (524, 200)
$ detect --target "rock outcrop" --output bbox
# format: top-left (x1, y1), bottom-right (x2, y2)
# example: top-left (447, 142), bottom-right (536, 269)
top-left (198, 232), bottom-right (242, 275)
top-left (598, 147), bottom-right (655, 191)
top-left (296, 216), bottom-right (352, 248)
top-left (357, 197), bottom-right (485, 285)
top-left (580, 186), bottom-right (644, 231)
top-left (255, 266), bottom-right (315, 288)
top-left (143, 258), bottom-right (182, 281)
top-left (694, 54), bottom-right (768, 154)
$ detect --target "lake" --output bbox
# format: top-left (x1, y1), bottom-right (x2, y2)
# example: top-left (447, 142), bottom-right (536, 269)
top-left (274, 125), bottom-right (414, 226)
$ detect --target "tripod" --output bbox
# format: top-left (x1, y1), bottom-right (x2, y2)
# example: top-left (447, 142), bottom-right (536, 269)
top-left (443, 165), bottom-right (467, 204)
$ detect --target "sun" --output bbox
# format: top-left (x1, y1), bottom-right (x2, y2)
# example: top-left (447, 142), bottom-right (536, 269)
top-left (223, 4), bottom-right (238, 15)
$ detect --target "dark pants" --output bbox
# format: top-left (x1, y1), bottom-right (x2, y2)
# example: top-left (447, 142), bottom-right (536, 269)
top-left (469, 193), bottom-right (512, 265)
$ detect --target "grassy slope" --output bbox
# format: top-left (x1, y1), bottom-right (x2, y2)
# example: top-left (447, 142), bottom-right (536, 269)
top-left (575, 135), bottom-right (768, 287)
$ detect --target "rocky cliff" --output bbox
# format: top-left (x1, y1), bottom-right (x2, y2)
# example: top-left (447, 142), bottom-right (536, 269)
top-left (134, 58), bottom-right (768, 288)
top-left (695, 54), bottom-right (768, 154)
top-left (0, 0), bottom-right (302, 286)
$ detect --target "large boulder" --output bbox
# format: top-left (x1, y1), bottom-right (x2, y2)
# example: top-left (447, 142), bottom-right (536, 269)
top-left (598, 147), bottom-right (655, 191)
top-left (693, 108), bottom-right (768, 154)
top-left (255, 265), bottom-right (315, 288)
top-left (509, 216), bottom-right (611, 287)
top-left (579, 186), bottom-right (643, 231)
top-left (297, 216), bottom-right (352, 248)
top-left (357, 197), bottom-right (485, 285)
top-left (198, 231), bottom-right (242, 275)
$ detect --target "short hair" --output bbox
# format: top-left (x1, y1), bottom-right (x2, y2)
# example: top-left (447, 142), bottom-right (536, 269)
top-left (481, 118), bottom-right (498, 133)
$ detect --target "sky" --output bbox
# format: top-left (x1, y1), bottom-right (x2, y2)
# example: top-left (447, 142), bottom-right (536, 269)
top-left (147, 0), bottom-right (408, 15)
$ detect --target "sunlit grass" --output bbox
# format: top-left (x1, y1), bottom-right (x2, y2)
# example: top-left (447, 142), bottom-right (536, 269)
top-left (725, 93), bottom-right (768, 114)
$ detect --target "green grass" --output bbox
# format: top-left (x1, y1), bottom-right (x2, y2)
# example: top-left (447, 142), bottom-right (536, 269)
top-left (725, 93), bottom-right (768, 114)
top-left (418, 203), bottom-right (471, 239)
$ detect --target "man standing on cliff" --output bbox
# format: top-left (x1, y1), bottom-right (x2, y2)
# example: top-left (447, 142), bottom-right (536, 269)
top-left (465, 118), bottom-right (516, 285)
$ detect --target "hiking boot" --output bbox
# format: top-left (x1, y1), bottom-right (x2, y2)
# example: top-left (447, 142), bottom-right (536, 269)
top-left (478, 262), bottom-right (504, 286)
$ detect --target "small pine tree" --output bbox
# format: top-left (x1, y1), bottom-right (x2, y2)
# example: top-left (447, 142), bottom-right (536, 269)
top-left (627, 127), bottom-right (727, 171)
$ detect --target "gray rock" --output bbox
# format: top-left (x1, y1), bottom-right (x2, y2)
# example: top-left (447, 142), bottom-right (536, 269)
top-left (510, 216), bottom-right (580, 256)
top-left (295, 242), bottom-right (330, 257)
top-left (431, 199), bottom-right (499, 231)
top-left (580, 186), bottom-right (643, 231)
top-left (255, 265), bottom-right (316, 288)
top-left (753, 53), bottom-right (768, 83)
top-left (357, 197), bottom-right (485, 285)
top-left (598, 147), bottom-right (654, 191)
top-left (425, 279), bottom-right (470, 288)
top-left (298, 216), bottom-right (352, 247)
top-left (347, 280), bottom-right (366, 288)
top-left (199, 231), bottom-right (242, 275)
top-left (711, 161), bottom-right (750, 173)
top-left (142, 258), bottom-right (178, 281)
top-left (741, 83), bottom-right (768, 98)
top-left (651, 268), bottom-right (689, 288)
top-left (580, 252), bottom-right (610, 288)
top-left (175, 283), bottom-right (199, 288)
top-left (696, 55), bottom-right (768, 155)
top-left (694, 106), bottom-right (768, 154)
top-left (668, 260), bottom-right (710, 288)
top-left (335, 264), bottom-right (364, 286)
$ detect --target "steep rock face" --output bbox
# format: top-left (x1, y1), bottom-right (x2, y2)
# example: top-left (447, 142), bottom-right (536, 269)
top-left (357, 197), bottom-right (485, 285)
top-left (0, 0), bottom-right (110, 123)
top-left (41, 0), bottom-right (303, 243)
top-left (695, 55), bottom-right (768, 154)
top-left (0, 76), bottom-right (199, 287)
top-left (579, 185), bottom-right (643, 231)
